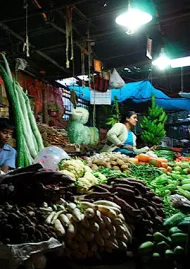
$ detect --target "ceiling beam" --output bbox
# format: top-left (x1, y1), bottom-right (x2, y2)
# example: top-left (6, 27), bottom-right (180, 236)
top-left (0, 23), bottom-right (70, 74)
top-left (0, 0), bottom-right (91, 23)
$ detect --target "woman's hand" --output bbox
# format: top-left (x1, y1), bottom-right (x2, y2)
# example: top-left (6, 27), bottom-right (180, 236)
top-left (117, 144), bottom-right (124, 148)
top-left (123, 145), bottom-right (134, 151)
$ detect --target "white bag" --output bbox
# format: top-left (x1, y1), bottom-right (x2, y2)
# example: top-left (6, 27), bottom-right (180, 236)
top-left (109, 68), bottom-right (125, 89)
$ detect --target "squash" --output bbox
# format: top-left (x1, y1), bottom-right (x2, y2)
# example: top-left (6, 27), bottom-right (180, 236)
top-left (157, 158), bottom-right (168, 163)
top-left (137, 154), bottom-right (150, 163)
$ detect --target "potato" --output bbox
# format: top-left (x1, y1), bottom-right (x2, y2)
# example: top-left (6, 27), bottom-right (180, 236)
top-left (91, 164), bottom-right (99, 170)
top-left (110, 156), bottom-right (118, 161)
top-left (117, 159), bottom-right (125, 166)
top-left (121, 164), bottom-right (129, 171)
top-left (104, 163), bottom-right (111, 168)
top-left (110, 161), bottom-right (117, 166)
top-left (112, 166), bottom-right (121, 171)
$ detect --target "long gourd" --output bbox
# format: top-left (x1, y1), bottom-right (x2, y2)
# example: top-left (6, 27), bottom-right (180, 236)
top-left (0, 63), bottom-right (24, 166)
top-left (15, 82), bottom-right (37, 157)
top-left (14, 83), bottom-right (36, 159)
top-left (23, 91), bottom-right (44, 151)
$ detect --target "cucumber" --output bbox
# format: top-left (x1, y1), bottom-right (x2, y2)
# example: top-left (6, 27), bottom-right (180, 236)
top-left (169, 227), bottom-right (183, 235)
top-left (174, 246), bottom-right (184, 255)
top-left (153, 232), bottom-right (171, 243)
top-left (165, 249), bottom-right (174, 259)
top-left (139, 241), bottom-right (154, 254)
top-left (152, 252), bottom-right (161, 260)
top-left (181, 179), bottom-right (190, 185)
top-left (156, 241), bottom-right (170, 252)
top-left (171, 233), bottom-right (187, 245)
top-left (178, 217), bottom-right (190, 231)
top-left (181, 184), bottom-right (190, 191)
top-left (164, 213), bottom-right (184, 227)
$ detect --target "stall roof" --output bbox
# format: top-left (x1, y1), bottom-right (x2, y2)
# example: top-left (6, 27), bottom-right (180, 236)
top-left (0, 0), bottom-right (190, 94)
top-left (69, 80), bottom-right (190, 111)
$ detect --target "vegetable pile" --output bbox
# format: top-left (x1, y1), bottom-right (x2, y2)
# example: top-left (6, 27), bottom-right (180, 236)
top-left (85, 152), bottom-right (130, 172)
top-left (38, 123), bottom-right (70, 147)
top-left (81, 177), bottom-right (164, 235)
top-left (138, 213), bottom-right (189, 268)
top-left (0, 202), bottom-right (58, 244)
top-left (59, 159), bottom-right (106, 193)
top-left (44, 199), bottom-right (132, 260)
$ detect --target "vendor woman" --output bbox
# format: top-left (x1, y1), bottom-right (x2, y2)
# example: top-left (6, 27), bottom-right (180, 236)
top-left (101, 111), bottom-right (150, 156)
top-left (0, 118), bottom-right (17, 173)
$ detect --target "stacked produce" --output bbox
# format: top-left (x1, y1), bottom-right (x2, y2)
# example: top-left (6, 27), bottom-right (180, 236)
top-left (0, 164), bottom-right (75, 203)
top-left (138, 213), bottom-right (189, 268)
top-left (81, 177), bottom-right (164, 235)
top-left (59, 159), bottom-right (107, 193)
top-left (140, 95), bottom-right (167, 146)
top-left (154, 148), bottom-right (176, 161)
top-left (0, 202), bottom-right (58, 244)
top-left (150, 171), bottom-right (190, 200)
top-left (43, 199), bottom-right (132, 260)
top-left (67, 107), bottom-right (99, 145)
top-left (85, 152), bottom-right (130, 172)
top-left (0, 54), bottom-right (44, 166)
top-left (38, 123), bottom-right (70, 147)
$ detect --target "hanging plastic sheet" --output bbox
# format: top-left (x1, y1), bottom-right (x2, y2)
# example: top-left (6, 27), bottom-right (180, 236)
top-left (69, 80), bottom-right (190, 111)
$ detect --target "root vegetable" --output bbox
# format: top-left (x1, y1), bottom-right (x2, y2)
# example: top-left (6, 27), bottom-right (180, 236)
top-left (72, 208), bottom-right (82, 222)
top-left (45, 212), bottom-right (56, 224)
top-left (59, 214), bottom-right (70, 227)
top-left (85, 230), bottom-right (95, 242)
top-left (93, 200), bottom-right (121, 210)
top-left (54, 219), bottom-right (65, 236)
top-left (80, 201), bottom-right (95, 209)
top-left (95, 233), bottom-right (104, 247)
top-left (100, 229), bottom-right (111, 240)
top-left (67, 203), bottom-right (77, 212)
top-left (81, 217), bottom-right (90, 228)
top-left (75, 233), bottom-right (85, 243)
top-left (67, 223), bottom-right (77, 240)
top-left (84, 208), bottom-right (95, 219)
top-left (104, 240), bottom-right (119, 249)
top-left (89, 220), bottom-right (100, 233)
top-left (97, 205), bottom-right (117, 218)
top-left (101, 216), bottom-right (112, 227)
top-left (51, 210), bottom-right (65, 224)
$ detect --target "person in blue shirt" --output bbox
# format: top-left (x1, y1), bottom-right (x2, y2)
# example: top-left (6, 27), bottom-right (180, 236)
top-left (0, 118), bottom-right (17, 173)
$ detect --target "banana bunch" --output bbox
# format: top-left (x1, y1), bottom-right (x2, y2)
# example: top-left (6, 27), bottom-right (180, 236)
top-left (140, 95), bottom-right (167, 146)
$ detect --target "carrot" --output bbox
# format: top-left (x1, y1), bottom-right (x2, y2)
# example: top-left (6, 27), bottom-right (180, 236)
top-left (136, 154), bottom-right (150, 162)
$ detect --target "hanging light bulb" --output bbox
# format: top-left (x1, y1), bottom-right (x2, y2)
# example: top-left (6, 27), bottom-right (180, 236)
top-left (115, 0), bottom-right (153, 35)
top-left (152, 48), bottom-right (171, 70)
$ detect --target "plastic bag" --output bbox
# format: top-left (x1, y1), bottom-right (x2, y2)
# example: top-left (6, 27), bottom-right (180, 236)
top-left (109, 68), bottom-right (125, 89)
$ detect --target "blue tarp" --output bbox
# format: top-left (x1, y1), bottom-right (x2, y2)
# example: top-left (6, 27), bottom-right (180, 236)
top-left (69, 80), bottom-right (190, 111)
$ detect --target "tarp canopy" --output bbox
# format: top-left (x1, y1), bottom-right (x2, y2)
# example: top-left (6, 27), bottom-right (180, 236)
top-left (69, 80), bottom-right (190, 111)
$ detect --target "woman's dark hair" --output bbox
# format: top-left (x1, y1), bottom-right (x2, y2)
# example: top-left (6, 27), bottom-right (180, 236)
top-left (120, 111), bottom-right (137, 123)
top-left (0, 118), bottom-right (14, 130)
